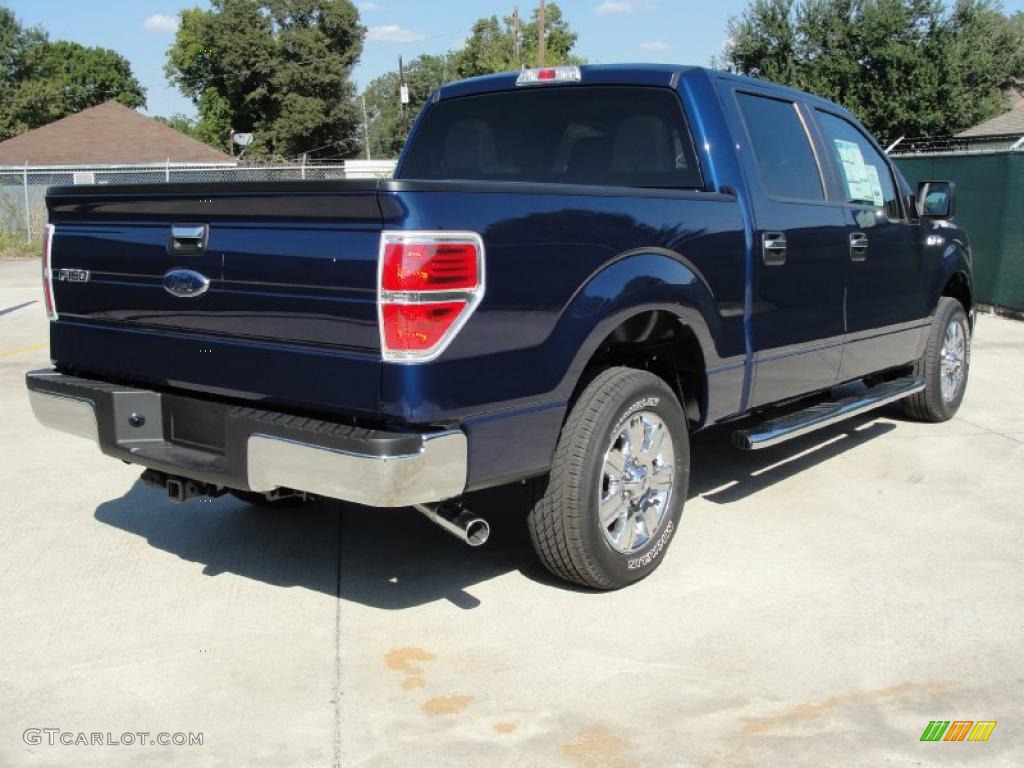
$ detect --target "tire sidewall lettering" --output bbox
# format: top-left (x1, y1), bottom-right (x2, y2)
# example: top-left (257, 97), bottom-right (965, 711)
top-left (627, 519), bottom-right (674, 570)
top-left (613, 397), bottom-right (660, 435)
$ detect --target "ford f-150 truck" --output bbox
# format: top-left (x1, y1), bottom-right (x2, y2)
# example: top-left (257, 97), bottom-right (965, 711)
top-left (27, 65), bottom-right (973, 589)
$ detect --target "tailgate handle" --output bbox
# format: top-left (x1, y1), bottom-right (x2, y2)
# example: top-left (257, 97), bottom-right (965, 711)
top-left (169, 224), bottom-right (208, 254)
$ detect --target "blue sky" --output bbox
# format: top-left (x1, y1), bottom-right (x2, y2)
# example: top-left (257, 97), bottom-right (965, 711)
top-left (6, 0), bottom-right (1024, 119)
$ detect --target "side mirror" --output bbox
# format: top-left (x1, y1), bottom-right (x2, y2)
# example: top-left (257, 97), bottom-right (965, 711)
top-left (917, 180), bottom-right (956, 219)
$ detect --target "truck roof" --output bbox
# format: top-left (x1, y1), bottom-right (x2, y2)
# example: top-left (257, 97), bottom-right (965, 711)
top-left (437, 63), bottom-right (857, 124)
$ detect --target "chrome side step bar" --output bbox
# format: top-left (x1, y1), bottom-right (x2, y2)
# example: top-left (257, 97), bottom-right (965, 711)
top-left (733, 376), bottom-right (924, 450)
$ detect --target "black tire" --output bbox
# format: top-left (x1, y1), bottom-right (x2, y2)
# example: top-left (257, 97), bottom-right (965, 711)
top-left (228, 489), bottom-right (310, 508)
top-left (903, 297), bottom-right (970, 422)
top-left (528, 367), bottom-right (690, 589)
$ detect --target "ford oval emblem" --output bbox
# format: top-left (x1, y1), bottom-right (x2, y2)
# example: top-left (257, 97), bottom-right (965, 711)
top-left (163, 269), bottom-right (210, 298)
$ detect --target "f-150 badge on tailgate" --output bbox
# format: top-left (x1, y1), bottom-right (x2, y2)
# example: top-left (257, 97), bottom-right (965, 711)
top-left (57, 268), bottom-right (90, 282)
top-left (163, 268), bottom-right (210, 298)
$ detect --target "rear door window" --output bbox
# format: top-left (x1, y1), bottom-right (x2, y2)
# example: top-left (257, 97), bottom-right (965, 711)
top-left (400, 86), bottom-right (702, 189)
top-left (735, 92), bottom-right (824, 202)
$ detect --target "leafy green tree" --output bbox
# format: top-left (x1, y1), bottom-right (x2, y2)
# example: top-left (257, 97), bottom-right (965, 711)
top-left (152, 113), bottom-right (199, 138)
top-left (362, 54), bottom-right (449, 158)
top-left (361, 3), bottom-right (583, 158)
top-left (165, 0), bottom-right (365, 159)
top-left (945, 0), bottom-right (1024, 132)
top-left (722, 0), bottom-right (1024, 139)
top-left (452, 2), bottom-right (581, 78)
top-left (0, 8), bottom-right (145, 140)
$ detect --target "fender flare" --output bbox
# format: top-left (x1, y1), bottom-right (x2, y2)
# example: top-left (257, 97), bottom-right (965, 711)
top-left (930, 236), bottom-right (974, 315)
top-left (545, 250), bottom-right (722, 405)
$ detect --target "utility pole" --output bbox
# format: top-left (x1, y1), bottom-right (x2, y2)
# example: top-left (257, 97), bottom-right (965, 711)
top-left (537, 0), bottom-right (546, 67)
top-left (512, 6), bottom-right (520, 67)
top-left (398, 55), bottom-right (408, 137)
top-left (361, 96), bottom-right (372, 160)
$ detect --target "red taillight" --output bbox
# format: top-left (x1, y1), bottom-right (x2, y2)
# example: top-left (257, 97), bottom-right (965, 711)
top-left (378, 232), bottom-right (484, 362)
top-left (382, 301), bottom-right (467, 352)
top-left (381, 241), bottom-right (478, 292)
top-left (42, 224), bottom-right (57, 321)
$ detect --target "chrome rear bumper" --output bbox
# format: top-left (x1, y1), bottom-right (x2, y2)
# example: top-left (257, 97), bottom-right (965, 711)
top-left (26, 370), bottom-right (467, 507)
top-left (244, 431), bottom-right (466, 507)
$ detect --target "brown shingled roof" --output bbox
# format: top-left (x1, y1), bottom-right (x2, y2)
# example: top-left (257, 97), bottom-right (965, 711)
top-left (957, 102), bottom-right (1024, 138)
top-left (0, 101), bottom-right (235, 166)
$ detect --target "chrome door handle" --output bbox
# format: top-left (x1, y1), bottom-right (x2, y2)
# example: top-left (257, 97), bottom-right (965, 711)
top-left (762, 232), bottom-right (787, 266)
top-left (169, 224), bottom-right (208, 254)
top-left (850, 232), bottom-right (869, 262)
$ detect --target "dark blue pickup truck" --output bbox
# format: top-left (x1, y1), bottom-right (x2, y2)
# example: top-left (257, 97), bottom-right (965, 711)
top-left (27, 65), bottom-right (973, 589)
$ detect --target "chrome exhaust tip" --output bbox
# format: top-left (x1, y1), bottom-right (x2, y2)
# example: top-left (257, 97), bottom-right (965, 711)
top-left (462, 516), bottom-right (490, 547)
top-left (414, 501), bottom-right (490, 547)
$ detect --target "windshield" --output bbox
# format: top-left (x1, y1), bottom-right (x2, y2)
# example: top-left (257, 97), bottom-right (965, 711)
top-left (400, 86), bottom-right (703, 189)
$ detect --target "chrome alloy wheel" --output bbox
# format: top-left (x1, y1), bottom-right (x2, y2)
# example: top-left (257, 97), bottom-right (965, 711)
top-left (598, 410), bottom-right (675, 554)
top-left (940, 318), bottom-right (967, 403)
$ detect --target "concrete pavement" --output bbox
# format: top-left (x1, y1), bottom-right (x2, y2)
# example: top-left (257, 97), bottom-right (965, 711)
top-left (1, 257), bottom-right (1021, 767)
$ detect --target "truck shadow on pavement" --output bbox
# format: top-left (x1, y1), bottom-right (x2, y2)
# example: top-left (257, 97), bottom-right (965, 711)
top-left (94, 409), bottom-right (898, 609)
top-left (688, 410), bottom-right (897, 504)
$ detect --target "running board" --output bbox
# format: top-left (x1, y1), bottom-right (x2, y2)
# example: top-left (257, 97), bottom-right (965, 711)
top-left (732, 376), bottom-right (924, 450)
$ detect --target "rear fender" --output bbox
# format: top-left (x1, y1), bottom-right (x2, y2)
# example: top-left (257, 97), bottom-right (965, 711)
top-left (550, 250), bottom-right (720, 407)
top-left (459, 250), bottom-right (724, 491)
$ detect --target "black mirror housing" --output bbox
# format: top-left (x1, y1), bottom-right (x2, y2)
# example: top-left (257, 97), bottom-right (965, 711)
top-left (917, 180), bottom-right (956, 219)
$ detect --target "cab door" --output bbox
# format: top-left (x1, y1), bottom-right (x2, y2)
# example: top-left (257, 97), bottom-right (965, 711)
top-left (811, 109), bottom-right (930, 380)
top-left (725, 87), bottom-right (849, 407)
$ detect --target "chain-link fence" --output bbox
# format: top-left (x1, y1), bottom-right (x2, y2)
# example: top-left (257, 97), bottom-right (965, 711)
top-left (0, 160), bottom-right (397, 250)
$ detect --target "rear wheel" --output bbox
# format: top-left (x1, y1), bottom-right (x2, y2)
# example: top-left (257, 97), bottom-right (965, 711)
top-left (528, 367), bottom-right (690, 589)
top-left (903, 297), bottom-right (970, 422)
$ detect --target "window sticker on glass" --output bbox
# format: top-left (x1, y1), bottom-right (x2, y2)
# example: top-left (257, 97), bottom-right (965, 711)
top-left (862, 164), bottom-right (885, 207)
top-left (834, 138), bottom-right (881, 206)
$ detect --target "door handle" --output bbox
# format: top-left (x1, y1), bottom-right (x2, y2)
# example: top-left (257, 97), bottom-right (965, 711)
top-left (169, 224), bottom-right (208, 254)
top-left (762, 232), bottom-right (787, 266)
top-left (849, 232), bottom-right (869, 262)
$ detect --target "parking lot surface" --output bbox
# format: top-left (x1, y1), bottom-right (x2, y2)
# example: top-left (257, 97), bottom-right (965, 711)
top-left (1, 257), bottom-right (1021, 767)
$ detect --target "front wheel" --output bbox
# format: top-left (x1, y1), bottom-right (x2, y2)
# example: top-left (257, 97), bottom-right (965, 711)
top-left (528, 367), bottom-right (690, 589)
top-left (903, 297), bottom-right (970, 422)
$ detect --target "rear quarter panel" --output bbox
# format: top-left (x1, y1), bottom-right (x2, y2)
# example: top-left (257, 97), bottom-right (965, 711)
top-left (380, 184), bottom-right (748, 488)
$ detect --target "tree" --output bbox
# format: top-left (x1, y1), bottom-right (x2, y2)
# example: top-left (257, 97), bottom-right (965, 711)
top-left (165, 0), bottom-right (366, 159)
top-left (0, 8), bottom-right (145, 140)
top-left (361, 2), bottom-right (583, 158)
top-left (362, 54), bottom-right (449, 158)
top-left (152, 113), bottom-right (199, 138)
top-left (721, 0), bottom-right (1024, 140)
top-left (452, 2), bottom-right (581, 79)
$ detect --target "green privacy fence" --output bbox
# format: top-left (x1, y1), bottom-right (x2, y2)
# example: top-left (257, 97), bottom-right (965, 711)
top-left (894, 151), bottom-right (1024, 312)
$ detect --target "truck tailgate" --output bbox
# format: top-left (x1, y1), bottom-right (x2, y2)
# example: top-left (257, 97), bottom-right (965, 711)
top-left (46, 181), bottom-right (388, 418)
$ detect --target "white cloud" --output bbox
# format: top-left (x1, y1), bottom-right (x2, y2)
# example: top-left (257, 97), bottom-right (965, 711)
top-left (358, 2), bottom-right (383, 10)
top-left (595, 0), bottom-right (656, 15)
top-left (366, 25), bottom-right (425, 43)
top-left (639, 41), bottom-right (670, 51)
top-left (142, 13), bottom-right (178, 34)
